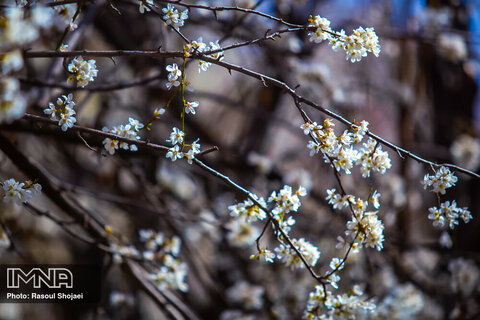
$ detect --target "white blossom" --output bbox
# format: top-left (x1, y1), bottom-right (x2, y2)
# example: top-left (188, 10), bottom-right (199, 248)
top-left (162, 4), bottom-right (188, 29)
top-left (427, 200), bottom-right (471, 229)
top-left (185, 101), bottom-right (199, 115)
top-left (250, 247), bottom-right (275, 263)
top-left (1, 178), bottom-right (41, 205)
top-left (138, 0), bottom-right (153, 14)
top-left (166, 127), bottom-right (184, 145)
top-left (166, 145), bottom-right (183, 162)
top-left (67, 57), bottom-right (98, 87)
top-left (228, 198), bottom-right (267, 222)
top-left (308, 15), bottom-right (380, 63)
top-left (421, 166), bottom-right (458, 194)
top-left (102, 119), bottom-right (142, 155)
top-left (274, 238), bottom-right (320, 270)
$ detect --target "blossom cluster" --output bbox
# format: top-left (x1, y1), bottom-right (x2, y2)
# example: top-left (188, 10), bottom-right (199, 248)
top-left (102, 118), bottom-right (143, 155)
top-left (304, 119), bottom-right (391, 177)
top-left (344, 210), bottom-right (385, 252)
top-left (427, 200), bottom-right (472, 229)
top-left (226, 195), bottom-right (262, 248)
top-left (308, 15), bottom-right (381, 62)
top-left (44, 93), bottom-right (76, 131)
top-left (165, 63), bottom-right (182, 90)
top-left (139, 229), bottom-right (181, 259)
top-left (421, 166), bottom-right (457, 194)
top-left (268, 185), bottom-right (307, 233)
top-left (165, 127), bottom-right (201, 164)
top-left (326, 189), bottom-right (381, 210)
top-left (67, 56), bottom-right (98, 88)
top-left (226, 194), bottom-right (267, 248)
top-left (162, 4), bottom-right (188, 30)
top-left (139, 229), bottom-right (188, 292)
top-left (1, 178), bottom-right (41, 205)
top-left (228, 185), bottom-right (320, 270)
top-left (149, 254), bottom-right (188, 292)
top-left (228, 197), bottom-right (267, 223)
top-left (304, 284), bottom-right (376, 320)
top-left (421, 166), bottom-right (472, 230)
top-left (109, 229), bottom-right (188, 292)
top-left (274, 238), bottom-right (321, 270)
top-left (185, 37), bottom-right (225, 73)
top-left (326, 189), bottom-right (385, 252)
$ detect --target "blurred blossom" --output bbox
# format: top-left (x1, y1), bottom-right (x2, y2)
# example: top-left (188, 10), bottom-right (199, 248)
top-left (226, 216), bottom-right (260, 248)
top-left (271, 303), bottom-right (290, 320)
top-left (295, 62), bottom-right (344, 105)
top-left (450, 134), bottom-right (480, 171)
top-left (273, 34), bottom-right (303, 53)
top-left (371, 266), bottom-right (398, 294)
top-left (383, 174), bottom-right (407, 207)
top-left (109, 291), bottom-right (135, 307)
top-left (412, 7), bottom-right (451, 33)
top-left (157, 164), bottom-right (197, 200)
top-left (185, 210), bottom-right (221, 243)
top-left (150, 255), bottom-right (189, 292)
top-left (418, 298), bottom-right (444, 320)
top-left (439, 231), bottom-right (452, 249)
top-left (448, 258), bottom-right (479, 297)
top-left (376, 283), bottom-right (425, 319)
top-left (226, 281), bottom-right (264, 310)
top-left (437, 33), bottom-right (468, 62)
top-left (0, 50), bottom-right (23, 74)
top-left (0, 77), bottom-right (26, 123)
top-left (0, 228), bottom-right (11, 249)
top-left (284, 168), bottom-right (312, 192)
top-left (247, 152), bottom-right (273, 174)
top-left (403, 249), bottom-right (440, 274)
top-left (0, 7), bottom-right (53, 50)
top-left (52, 1), bottom-right (78, 30)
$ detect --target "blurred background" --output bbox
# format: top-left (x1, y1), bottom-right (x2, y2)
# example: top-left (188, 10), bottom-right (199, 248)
top-left (0, 0), bottom-right (480, 319)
